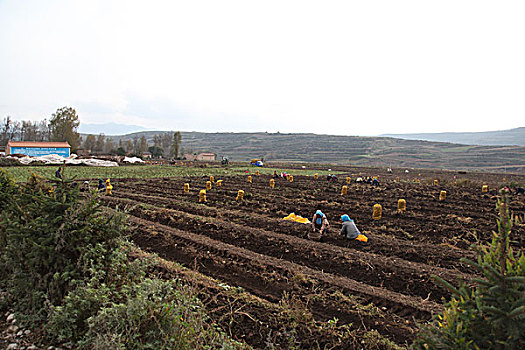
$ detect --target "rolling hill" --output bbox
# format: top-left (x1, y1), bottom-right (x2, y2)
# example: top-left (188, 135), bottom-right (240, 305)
top-left (383, 127), bottom-right (525, 146)
top-left (107, 131), bottom-right (525, 172)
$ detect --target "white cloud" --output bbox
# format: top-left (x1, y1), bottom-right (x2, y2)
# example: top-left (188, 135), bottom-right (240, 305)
top-left (0, 0), bottom-right (524, 135)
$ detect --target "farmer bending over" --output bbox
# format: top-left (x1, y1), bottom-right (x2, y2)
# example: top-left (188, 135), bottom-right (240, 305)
top-left (312, 210), bottom-right (329, 236)
top-left (340, 214), bottom-right (368, 242)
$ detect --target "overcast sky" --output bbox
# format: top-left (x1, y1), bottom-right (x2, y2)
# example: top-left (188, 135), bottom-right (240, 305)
top-left (1, 1), bottom-right (524, 136)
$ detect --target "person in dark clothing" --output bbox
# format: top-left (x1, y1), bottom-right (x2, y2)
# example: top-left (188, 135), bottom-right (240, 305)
top-left (340, 214), bottom-right (368, 242)
top-left (273, 170), bottom-right (279, 178)
top-left (516, 187), bottom-right (525, 195)
top-left (80, 181), bottom-right (90, 192)
top-left (55, 167), bottom-right (62, 179)
top-left (372, 177), bottom-right (380, 186)
top-left (98, 179), bottom-right (106, 192)
top-left (311, 210), bottom-right (329, 235)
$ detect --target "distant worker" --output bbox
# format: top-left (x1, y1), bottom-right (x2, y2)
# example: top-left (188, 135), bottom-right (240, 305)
top-left (327, 174), bottom-right (332, 181)
top-left (372, 177), bottom-right (380, 186)
top-left (105, 179), bottom-right (113, 195)
top-left (355, 177), bottom-right (363, 183)
top-left (331, 174), bottom-right (338, 181)
top-left (311, 210), bottom-right (329, 236)
top-left (516, 187), bottom-right (525, 195)
top-left (340, 214), bottom-right (368, 242)
top-left (98, 179), bottom-right (106, 192)
top-left (273, 170), bottom-right (279, 178)
top-left (80, 180), bottom-right (90, 192)
top-left (55, 167), bottom-right (62, 179)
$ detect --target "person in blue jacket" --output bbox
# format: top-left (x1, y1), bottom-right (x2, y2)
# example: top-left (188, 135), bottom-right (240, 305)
top-left (311, 210), bottom-right (329, 235)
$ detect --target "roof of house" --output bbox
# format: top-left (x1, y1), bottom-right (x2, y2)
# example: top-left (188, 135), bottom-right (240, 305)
top-left (7, 141), bottom-right (71, 148)
top-left (198, 153), bottom-right (216, 156)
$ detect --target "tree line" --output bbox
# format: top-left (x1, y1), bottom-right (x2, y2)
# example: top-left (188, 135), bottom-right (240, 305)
top-left (1, 107), bottom-right (80, 150)
top-left (84, 131), bottom-right (182, 159)
top-left (1, 107), bottom-right (182, 159)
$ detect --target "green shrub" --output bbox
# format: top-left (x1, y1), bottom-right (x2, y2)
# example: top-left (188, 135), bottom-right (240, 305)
top-left (1, 172), bottom-right (247, 349)
top-left (0, 168), bottom-right (18, 212)
top-left (0, 169), bottom-right (18, 250)
top-left (81, 278), bottom-right (245, 350)
top-left (1, 174), bottom-right (128, 323)
top-left (413, 192), bottom-right (525, 349)
top-left (0, 157), bottom-right (22, 166)
top-left (46, 241), bottom-right (150, 343)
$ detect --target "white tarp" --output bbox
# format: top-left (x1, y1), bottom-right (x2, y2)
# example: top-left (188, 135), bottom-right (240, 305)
top-left (7, 154), bottom-right (118, 167)
top-left (122, 156), bottom-right (145, 164)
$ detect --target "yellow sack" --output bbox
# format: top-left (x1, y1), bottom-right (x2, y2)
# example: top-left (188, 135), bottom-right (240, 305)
top-left (199, 189), bottom-right (207, 203)
top-left (236, 190), bottom-right (245, 201)
top-left (372, 204), bottom-right (382, 220)
top-left (282, 213), bottom-right (310, 224)
top-left (356, 234), bottom-right (368, 243)
top-left (397, 198), bottom-right (406, 212)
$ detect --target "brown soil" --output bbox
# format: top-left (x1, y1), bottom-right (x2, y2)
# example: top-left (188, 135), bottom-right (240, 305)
top-left (101, 167), bottom-right (525, 348)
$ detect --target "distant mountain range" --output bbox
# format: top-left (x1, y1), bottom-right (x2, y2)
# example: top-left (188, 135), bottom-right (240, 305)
top-left (383, 127), bottom-right (525, 146)
top-left (105, 130), bottom-right (525, 173)
top-left (79, 123), bottom-right (148, 135)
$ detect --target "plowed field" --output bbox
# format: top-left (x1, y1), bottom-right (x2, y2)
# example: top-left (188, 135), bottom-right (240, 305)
top-left (102, 167), bottom-right (525, 349)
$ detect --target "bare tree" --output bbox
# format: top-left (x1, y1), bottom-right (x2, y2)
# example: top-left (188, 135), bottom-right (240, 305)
top-left (137, 135), bottom-right (148, 156)
top-left (104, 138), bottom-right (115, 154)
top-left (1, 116), bottom-right (12, 146)
top-left (84, 134), bottom-right (96, 152)
top-left (95, 134), bottom-right (105, 154)
top-left (132, 135), bottom-right (139, 154)
top-left (162, 132), bottom-right (173, 150)
top-left (170, 131), bottom-right (182, 159)
top-left (125, 139), bottom-right (133, 153)
top-left (21, 121), bottom-right (39, 141)
top-left (153, 134), bottom-right (162, 147)
top-left (37, 119), bottom-right (50, 141)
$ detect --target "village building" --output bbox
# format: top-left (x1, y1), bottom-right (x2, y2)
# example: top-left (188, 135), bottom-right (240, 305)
top-left (6, 141), bottom-right (71, 157)
top-left (183, 152), bottom-right (216, 161)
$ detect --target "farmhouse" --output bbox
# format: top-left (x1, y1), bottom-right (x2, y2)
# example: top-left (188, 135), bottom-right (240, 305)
top-left (197, 153), bottom-right (216, 161)
top-left (183, 152), bottom-right (216, 161)
top-left (6, 141), bottom-right (71, 157)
